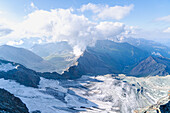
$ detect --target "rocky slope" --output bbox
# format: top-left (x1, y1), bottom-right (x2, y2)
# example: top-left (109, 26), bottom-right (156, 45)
top-left (63, 40), bottom-right (170, 78)
top-left (0, 59), bottom-right (40, 88)
top-left (159, 101), bottom-right (170, 113)
top-left (62, 40), bottom-right (149, 79)
top-left (0, 45), bottom-right (56, 72)
top-left (130, 56), bottom-right (170, 77)
top-left (0, 88), bottom-right (29, 113)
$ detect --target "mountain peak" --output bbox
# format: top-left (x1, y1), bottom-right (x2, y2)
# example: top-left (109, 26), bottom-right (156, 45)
top-left (130, 56), bottom-right (169, 76)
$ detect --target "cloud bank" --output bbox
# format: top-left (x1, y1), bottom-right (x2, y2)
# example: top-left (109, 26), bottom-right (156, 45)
top-left (0, 3), bottom-right (135, 56)
top-left (80, 3), bottom-right (134, 20)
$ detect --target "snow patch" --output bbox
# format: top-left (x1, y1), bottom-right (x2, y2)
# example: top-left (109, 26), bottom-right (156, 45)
top-left (0, 63), bottom-right (16, 72)
top-left (152, 52), bottom-right (162, 56)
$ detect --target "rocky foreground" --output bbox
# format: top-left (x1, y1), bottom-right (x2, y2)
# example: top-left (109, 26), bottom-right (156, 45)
top-left (0, 88), bottom-right (29, 113)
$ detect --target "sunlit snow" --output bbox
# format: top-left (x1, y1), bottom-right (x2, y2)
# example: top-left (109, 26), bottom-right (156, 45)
top-left (0, 63), bottom-right (16, 72)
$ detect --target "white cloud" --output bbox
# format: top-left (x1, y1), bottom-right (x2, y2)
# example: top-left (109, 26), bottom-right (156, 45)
top-left (157, 15), bottom-right (170, 22)
top-left (7, 40), bottom-right (24, 46)
top-left (79, 3), bottom-right (102, 13)
top-left (80, 3), bottom-right (134, 20)
top-left (98, 4), bottom-right (134, 20)
top-left (30, 2), bottom-right (38, 9)
top-left (96, 22), bottom-right (125, 38)
top-left (163, 27), bottom-right (170, 33)
top-left (0, 8), bottom-right (129, 56)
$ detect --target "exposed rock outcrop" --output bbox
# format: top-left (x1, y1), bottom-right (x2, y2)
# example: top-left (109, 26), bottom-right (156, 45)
top-left (0, 59), bottom-right (40, 88)
top-left (130, 56), bottom-right (170, 77)
top-left (62, 40), bottom-right (149, 79)
top-left (0, 88), bottom-right (29, 113)
top-left (159, 101), bottom-right (170, 113)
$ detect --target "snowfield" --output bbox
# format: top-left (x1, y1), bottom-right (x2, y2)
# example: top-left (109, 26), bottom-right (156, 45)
top-left (0, 75), bottom-right (169, 113)
top-left (0, 77), bottom-right (95, 113)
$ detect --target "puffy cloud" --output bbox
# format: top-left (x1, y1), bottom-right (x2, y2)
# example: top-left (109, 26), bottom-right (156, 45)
top-left (80, 3), bottom-right (134, 20)
top-left (163, 27), bottom-right (170, 33)
top-left (0, 8), bottom-right (129, 56)
top-left (7, 40), bottom-right (24, 46)
top-left (157, 15), bottom-right (170, 22)
top-left (98, 4), bottom-right (134, 20)
top-left (79, 3), bottom-right (102, 13)
top-left (30, 2), bottom-right (37, 9)
top-left (96, 22), bottom-right (125, 38)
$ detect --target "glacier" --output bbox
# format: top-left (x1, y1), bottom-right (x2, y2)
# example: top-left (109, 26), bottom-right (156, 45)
top-left (0, 74), bottom-right (169, 113)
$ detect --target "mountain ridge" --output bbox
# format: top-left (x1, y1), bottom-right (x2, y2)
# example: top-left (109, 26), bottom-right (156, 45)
top-left (0, 45), bottom-right (57, 72)
top-left (62, 40), bottom-right (149, 79)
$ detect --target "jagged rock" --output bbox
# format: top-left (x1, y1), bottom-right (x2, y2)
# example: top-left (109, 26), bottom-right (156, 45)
top-left (62, 40), bottom-right (148, 79)
top-left (31, 110), bottom-right (41, 113)
top-left (38, 72), bottom-right (64, 80)
top-left (0, 88), bottom-right (29, 113)
top-left (0, 59), bottom-right (40, 88)
top-left (159, 101), bottom-right (170, 113)
top-left (130, 56), bottom-right (170, 77)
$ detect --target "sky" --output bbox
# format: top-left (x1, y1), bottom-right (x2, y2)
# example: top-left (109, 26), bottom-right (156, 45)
top-left (0, 0), bottom-right (170, 55)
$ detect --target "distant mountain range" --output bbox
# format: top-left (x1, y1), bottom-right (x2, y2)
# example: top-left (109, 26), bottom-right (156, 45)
top-left (122, 37), bottom-right (170, 58)
top-left (63, 40), bottom-right (170, 78)
top-left (31, 41), bottom-right (73, 58)
top-left (0, 38), bottom-right (169, 113)
top-left (1, 39), bottom-right (169, 85)
top-left (30, 41), bottom-right (75, 73)
top-left (0, 45), bottom-right (58, 72)
top-left (129, 56), bottom-right (170, 77)
top-left (0, 38), bottom-right (169, 79)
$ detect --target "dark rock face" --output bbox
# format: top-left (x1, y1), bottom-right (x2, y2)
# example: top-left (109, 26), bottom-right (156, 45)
top-left (0, 59), bottom-right (40, 88)
top-left (38, 72), bottom-right (64, 80)
top-left (62, 40), bottom-right (148, 79)
top-left (62, 40), bottom-right (170, 78)
top-left (31, 110), bottom-right (41, 113)
top-left (130, 56), bottom-right (170, 77)
top-left (159, 101), bottom-right (170, 113)
top-left (0, 88), bottom-right (29, 113)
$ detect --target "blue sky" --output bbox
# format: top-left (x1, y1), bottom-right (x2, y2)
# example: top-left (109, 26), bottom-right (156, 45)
top-left (0, 0), bottom-right (170, 29)
top-left (0, 0), bottom-right (170, 50)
